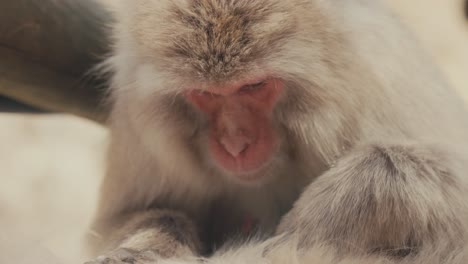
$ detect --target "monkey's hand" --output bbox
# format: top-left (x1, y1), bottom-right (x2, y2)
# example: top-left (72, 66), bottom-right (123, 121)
top-left (84, 247), bottom-right (161, 264)
top-left (277, 143), bottom-right (468, 258)
top-left (85, 210), bottom-right (202, 264)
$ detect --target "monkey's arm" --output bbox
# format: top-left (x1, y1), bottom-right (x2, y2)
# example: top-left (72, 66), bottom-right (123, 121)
top-left (87, 209), bottom-right (202, 263)
top-left (86, 128), bottom-right (204, 263)
top-left (87, 182), bottom-right (204, 263)
top-left (277, 142), bottom-right (468, 259)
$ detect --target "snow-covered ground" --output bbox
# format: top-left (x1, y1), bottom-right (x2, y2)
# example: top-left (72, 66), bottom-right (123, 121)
top-left (0, 1), bottom-right (467, 263)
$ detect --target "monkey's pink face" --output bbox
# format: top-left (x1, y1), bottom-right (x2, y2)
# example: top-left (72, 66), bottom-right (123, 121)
top-left (185, 78), bottom-right (284, 182)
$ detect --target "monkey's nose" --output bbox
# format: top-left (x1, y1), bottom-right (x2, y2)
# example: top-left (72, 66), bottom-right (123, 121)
top-left (220, 136), bottom-right (250, 157)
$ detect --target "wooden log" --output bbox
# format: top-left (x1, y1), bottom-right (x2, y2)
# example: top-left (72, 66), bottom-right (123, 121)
top-left (0, 0), bottom-right (112, 123)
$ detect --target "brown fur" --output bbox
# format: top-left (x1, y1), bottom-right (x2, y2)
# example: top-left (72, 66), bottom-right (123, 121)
top-left (85, 0), bottom-right (468, 263)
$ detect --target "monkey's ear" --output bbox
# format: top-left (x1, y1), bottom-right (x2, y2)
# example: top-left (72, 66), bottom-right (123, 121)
top-left (0, 0), bottom-right (111, 124)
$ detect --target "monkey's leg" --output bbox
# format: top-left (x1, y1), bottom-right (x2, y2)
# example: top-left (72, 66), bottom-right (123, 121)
top-left (277, 143), bottom-right (468, 259)
top-left (86, 210), bottom-right (202, 264)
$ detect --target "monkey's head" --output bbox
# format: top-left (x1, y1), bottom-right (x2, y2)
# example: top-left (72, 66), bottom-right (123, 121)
top-left (115, 0), bottom-right (354, 184)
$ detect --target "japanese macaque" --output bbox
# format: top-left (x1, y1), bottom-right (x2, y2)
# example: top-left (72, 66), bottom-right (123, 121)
top-left (85, 0), bottom-right (468, 263)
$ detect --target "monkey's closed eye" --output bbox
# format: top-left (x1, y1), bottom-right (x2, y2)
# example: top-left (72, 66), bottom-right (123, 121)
top-left (197, 90), bottom-right (220, 99)
top-left (239, 81), bottom-right (266, 94)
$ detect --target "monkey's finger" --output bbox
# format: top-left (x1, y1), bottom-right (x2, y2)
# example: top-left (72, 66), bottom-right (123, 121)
top-left (84, 248), bottom-right (139, 264)
top-left (84, 258), bottom-right (132, 264)
top-left (84, 256), bottom-right (120, 264)
top-left (136, 250), bottom-right (159, 261)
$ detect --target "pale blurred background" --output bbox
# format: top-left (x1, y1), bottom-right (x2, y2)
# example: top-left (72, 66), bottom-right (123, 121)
top-left (0, 0), bottom-right (467, 263)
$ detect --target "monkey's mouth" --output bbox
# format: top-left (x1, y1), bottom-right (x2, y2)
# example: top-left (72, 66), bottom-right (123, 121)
top-left (209, 135), bottom-right (276, 181)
